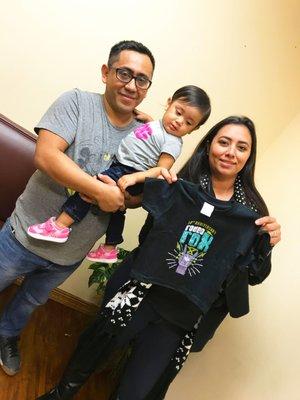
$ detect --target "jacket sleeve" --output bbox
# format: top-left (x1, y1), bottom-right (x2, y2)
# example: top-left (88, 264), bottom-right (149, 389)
top-left (248, 232), bottom-right (272, 285)
top-left (191, 295), bottom-right (228, 352)
top-left (225, 232), bottom-right (273, 318)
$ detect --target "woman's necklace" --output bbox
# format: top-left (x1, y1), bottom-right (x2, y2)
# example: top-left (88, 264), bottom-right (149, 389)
top-left (200, 173), bottom-right (257, 211)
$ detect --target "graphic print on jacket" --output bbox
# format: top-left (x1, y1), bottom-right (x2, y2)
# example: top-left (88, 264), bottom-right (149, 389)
top-left (167, 221), bottom-right (216, 276)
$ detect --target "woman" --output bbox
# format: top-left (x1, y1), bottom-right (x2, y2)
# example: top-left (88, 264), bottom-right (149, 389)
top-left (38, 116), bottom-right (281, 400)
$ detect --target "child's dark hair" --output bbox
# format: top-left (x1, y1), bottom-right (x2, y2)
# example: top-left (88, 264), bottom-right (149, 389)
top-left (108, 40), bottom-right (155, 70)
top-left (171, 85), bottom-right (211, 128)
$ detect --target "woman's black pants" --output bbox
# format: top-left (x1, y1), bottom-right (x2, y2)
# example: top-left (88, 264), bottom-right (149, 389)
top-left (55, 299), bottom-right (184, 400)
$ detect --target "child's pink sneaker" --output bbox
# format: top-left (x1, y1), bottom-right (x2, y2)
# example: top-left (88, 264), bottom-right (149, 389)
top-left (27, 217), bottom-right (70, 243)
top-left (86, 245), bottom-right (118, 263)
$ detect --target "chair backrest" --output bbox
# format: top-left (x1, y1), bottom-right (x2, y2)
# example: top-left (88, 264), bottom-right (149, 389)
top-left (0, 113), bottom-right (36, 226)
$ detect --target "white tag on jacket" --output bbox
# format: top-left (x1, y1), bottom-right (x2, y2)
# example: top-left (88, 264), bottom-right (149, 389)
top-left (200, 202), bottom-right (214, 217)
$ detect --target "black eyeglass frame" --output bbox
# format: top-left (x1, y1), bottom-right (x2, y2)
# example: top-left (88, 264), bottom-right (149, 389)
top-left (112, 67), bottom-right (152, 89)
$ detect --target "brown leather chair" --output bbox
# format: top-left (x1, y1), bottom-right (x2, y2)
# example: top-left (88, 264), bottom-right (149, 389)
top-left (0, 113), bottom-right (36, 227)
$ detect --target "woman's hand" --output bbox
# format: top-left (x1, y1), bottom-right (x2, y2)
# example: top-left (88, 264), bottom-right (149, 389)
top-left (255, 216), bottom-right (281, 247)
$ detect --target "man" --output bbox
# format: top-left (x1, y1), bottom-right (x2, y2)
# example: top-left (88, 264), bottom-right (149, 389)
top-left (0, 40), bottom-right (156, 376)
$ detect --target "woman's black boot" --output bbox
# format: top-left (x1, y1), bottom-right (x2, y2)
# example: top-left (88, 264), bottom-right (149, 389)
top-left (36, 382), bottom-right (79, 400)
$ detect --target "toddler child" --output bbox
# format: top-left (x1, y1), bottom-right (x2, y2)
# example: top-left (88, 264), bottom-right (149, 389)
top-left (27, 85), bottom-right (211, 263)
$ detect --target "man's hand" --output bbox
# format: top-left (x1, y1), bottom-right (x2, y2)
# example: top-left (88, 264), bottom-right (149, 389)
top-left (255, 216), bottom-right (281, 247)
top-left (97, 174), bottom-right (117, 186)
top-left (94, 174), bottom-right (125, 212)
top-left (133, 109), bottom-right (154, 123)
top-left (118, 174), bottom-right (138, 193)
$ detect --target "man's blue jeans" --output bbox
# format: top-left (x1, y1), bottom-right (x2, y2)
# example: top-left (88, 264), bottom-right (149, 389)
top-left (0, 220), bottom-right (82, 337)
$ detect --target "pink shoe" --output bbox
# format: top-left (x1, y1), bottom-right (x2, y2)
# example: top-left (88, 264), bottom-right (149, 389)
top-left (86, 245), bottom-right (118, 263)
top-left (27, 217), bottom-right (70, 243)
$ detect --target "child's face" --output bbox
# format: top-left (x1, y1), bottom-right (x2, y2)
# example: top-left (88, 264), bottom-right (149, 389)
top-left (162, 99), bottom-right (203, 137)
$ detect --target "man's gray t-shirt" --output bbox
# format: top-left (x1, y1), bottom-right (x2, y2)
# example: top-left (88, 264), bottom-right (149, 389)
top-left (117, 120), bottom-right (183, 171)
top-left (10, 89), bottom-right (140, 265)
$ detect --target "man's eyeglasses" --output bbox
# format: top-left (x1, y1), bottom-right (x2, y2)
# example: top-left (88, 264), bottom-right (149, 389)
top-left (112, 67), bottom-right (152, 90)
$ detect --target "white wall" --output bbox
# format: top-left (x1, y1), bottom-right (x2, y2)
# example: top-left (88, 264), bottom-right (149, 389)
top-left (1, 1), bottom-right (300, 398)
top-left (1, 0), bottom-right (299, 304)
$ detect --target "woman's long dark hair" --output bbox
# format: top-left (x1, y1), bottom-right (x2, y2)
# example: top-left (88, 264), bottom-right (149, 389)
top-left (178, 116), bottom-right (269, 216)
